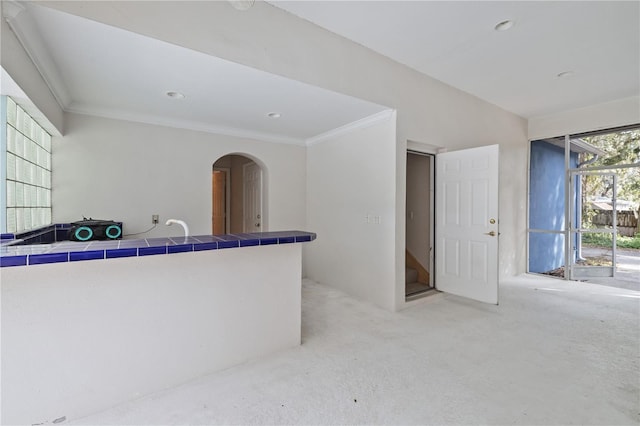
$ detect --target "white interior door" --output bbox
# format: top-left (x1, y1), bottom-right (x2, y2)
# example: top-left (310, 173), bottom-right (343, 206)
top-left (435, 144), bottom-right (499, 304)
top-left (243, 162), bottom-right (262, 233)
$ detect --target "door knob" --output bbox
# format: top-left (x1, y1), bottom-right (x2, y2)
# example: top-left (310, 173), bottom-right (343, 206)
top-left (484, 231), bottom-right (496, 237)
top-left (255, 223), bottom-right (260, 227)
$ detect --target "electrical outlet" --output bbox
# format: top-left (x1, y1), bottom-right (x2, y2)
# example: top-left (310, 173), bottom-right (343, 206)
top-left (364, 214), bottom-right (381, 224)
top-left (152, 214), bottom-right (159, 224)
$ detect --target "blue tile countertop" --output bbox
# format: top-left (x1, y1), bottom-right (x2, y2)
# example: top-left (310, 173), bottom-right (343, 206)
top-left (0, 230), bottom-right (316, 268)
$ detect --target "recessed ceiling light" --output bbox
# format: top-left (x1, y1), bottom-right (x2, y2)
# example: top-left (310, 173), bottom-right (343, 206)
top-left (557, 71), bottom-right (575, 78)
top-left (228, 0), bottom-right (255, 11)
top-left (165, 91), bottom-right (185, 99)
top-left (494, 20), bottom-right (514, 31)
top-left (267, 112), bottom-right (281, 119)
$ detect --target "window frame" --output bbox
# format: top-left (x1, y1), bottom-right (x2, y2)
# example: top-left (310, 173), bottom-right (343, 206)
top-left (1, 96), bottom-right (52, 234)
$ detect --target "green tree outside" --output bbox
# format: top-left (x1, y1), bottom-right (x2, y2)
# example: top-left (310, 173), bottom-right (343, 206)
top-left (580, 129), bottom-right (640, 204)
top-left (578, 129), bottom-right (639, 242)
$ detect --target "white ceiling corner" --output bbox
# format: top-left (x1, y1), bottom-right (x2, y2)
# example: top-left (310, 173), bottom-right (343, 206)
top-left (4, 1), bottom-right (72, 109)
top-left (5, 2), bottom-right (390, 145)
top-left (7, 1), bottom-right (637, 140)
top-left (306, 109), bottom-right (395, 146)
top-left (269, 1), bottom-right (640, 119)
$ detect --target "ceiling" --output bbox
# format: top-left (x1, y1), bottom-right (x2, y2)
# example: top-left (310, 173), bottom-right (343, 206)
top-left (269, 1), bottom-right (640, 118)
top-left (4, 2), bottom-right (389, 144)
top-left (4, 1), bottom-right (638, 142)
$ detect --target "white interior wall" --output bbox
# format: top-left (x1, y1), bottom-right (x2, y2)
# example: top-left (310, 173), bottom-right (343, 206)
top-left (53, 113), bottom-right (306, 238)
top-left (21, 2), bottom-right (532, 311)
top-left (528, 96), bottom-right (640, 140)
top-left (305, 114), bottom-right (397, 311)
top-left (405, 153), bottom-right (430, 270)
top-left (1, 243), bottom-right (302, 425)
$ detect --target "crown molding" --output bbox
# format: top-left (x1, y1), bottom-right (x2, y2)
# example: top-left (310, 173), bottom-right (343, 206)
top-left (407, 140), bottom-right (444, 154)
top-left (2, 0), bottom-right (25, 20)
top-left (66, 104), bottom-right (307, 146)
top-left (305, 109), bottom-right (395, 146)
top-left (7, 3), bottom-right (393, 148)
top-left (4, 2), bottom-right (71, 109)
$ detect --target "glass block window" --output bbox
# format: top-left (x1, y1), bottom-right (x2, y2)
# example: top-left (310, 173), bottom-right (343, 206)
top-left (5, 97), bottom-right (52, 233)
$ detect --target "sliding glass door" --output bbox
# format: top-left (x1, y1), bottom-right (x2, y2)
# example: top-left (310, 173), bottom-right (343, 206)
top-left (568, 171), bottom-right (617, 279)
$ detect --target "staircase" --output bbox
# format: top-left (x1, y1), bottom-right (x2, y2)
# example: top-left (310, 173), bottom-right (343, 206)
top-left (406, 267), bottom-right (419, 285)
top-left (405, 266), bottom-right (430, 296)
top-left (405, 250), bottom-right (432, 297)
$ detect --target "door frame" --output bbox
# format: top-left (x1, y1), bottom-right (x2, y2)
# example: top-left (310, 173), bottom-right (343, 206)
top-left (404, 141), bottom-right (502, 308)
top-left (242, 161), bottom-right (263, 233)
top-left (405, 150), bottom-right (435, 297)
top-left (212, 167), bottom-right (231, 234)
top-left (403, 141), bottom-right (443, 309)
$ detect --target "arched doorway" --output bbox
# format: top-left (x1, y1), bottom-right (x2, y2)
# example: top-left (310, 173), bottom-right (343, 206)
top-left (212, 154), bottom-right (264, 235)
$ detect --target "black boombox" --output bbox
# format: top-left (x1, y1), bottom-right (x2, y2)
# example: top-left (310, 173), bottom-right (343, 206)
top-left (68, 219), bottom-right (123, 242)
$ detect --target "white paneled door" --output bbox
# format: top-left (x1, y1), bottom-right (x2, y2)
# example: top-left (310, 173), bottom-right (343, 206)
top-left (435, 144), bottom-right (499, 304)
top-left (243, 162), bottom-right (263, 233)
